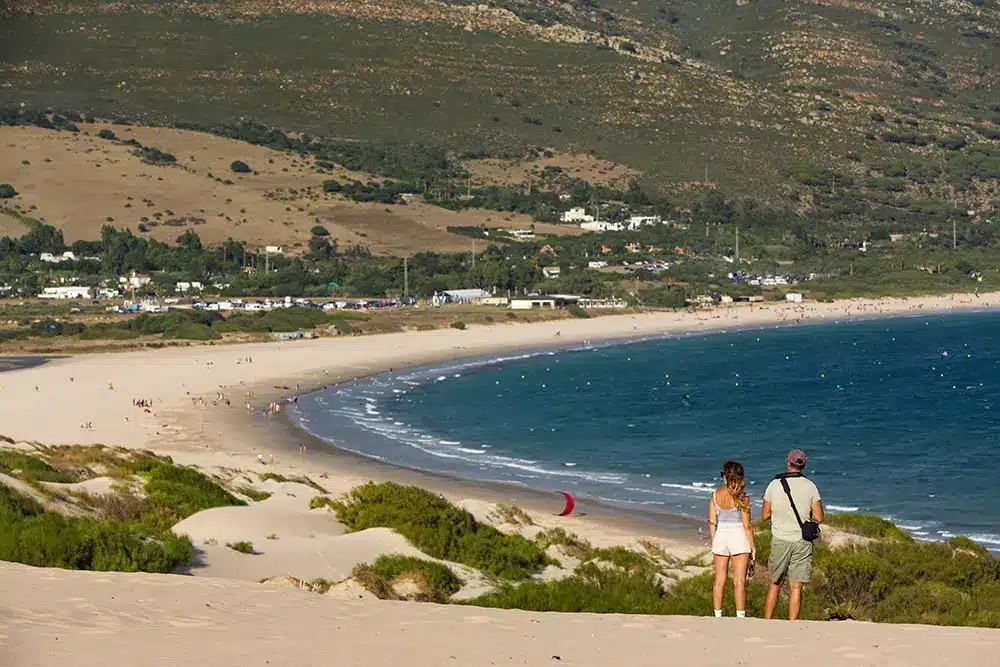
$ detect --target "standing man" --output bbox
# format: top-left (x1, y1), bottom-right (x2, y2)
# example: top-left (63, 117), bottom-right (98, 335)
top-left (761, 449), bottom-right (824, 620)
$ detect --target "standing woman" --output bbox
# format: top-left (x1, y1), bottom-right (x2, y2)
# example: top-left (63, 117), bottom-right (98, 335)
top-left (708, 460), bottom-right (756, 617)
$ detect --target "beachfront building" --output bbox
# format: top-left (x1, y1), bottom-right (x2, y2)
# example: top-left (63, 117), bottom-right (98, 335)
top-left (510, 294), bottom-right (581, 310)
top-left (576, 296), bottom-right (628, 309)
top-left (438, 289), bottom-right (490, 305)
top-left (786, 292), bottom-right (804, 303)
top-left (510, 296), bottom-right (556, 310)
top-left (37, 286), bottom-right (92, 299)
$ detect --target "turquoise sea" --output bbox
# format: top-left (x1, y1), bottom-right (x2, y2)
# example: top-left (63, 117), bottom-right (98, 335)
top-left (292, 311), bottom-right (1000, 549)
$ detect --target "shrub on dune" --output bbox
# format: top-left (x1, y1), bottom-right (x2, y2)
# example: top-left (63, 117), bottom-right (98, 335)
top-left (824, 514), bottom-right (913, 541)
top-left (330, 482), bottom-right (548, 579)
top-left (115, 458), bottom-right (244, 531)
top-left (0, 485), bottom-right (193, 573)
top-left (354, 555), bottom-right (463, 602)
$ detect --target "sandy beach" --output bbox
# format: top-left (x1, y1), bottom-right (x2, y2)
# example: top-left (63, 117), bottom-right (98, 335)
top-left (2, 293), bottom-right (1000, 664)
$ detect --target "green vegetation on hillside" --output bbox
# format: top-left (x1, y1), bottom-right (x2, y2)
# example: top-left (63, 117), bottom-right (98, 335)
top-left (6, 1), bottom-right (1000, 309)
top-left (7, 0), bottom-right (1000, 210)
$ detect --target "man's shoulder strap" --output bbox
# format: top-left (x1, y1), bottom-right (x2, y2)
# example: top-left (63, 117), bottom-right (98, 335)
top-left (778, 476), bottom-right (806, 528)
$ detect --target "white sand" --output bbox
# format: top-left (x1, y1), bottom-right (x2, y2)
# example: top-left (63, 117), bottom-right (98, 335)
top-left (1, 561), bottom-right (997, 667)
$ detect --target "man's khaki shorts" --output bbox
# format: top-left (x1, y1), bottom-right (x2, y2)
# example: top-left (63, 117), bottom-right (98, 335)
top-left (768, 537), bottom-right (814, 583)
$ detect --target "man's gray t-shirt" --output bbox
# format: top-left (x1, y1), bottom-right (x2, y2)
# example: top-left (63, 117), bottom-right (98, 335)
top-left (764, 476), bottom-right (821, 543)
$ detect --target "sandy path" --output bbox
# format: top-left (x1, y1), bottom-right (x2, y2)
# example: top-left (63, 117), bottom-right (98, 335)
top-left (1, 561), bottom-right (997, 667)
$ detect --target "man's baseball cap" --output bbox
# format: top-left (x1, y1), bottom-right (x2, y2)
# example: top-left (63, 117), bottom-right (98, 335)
top-left (787, 449), bottom-right (807, 468)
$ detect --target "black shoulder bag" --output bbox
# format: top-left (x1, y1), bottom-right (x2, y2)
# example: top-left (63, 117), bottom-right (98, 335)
top-left (777, 473), bottom-right (821, 542)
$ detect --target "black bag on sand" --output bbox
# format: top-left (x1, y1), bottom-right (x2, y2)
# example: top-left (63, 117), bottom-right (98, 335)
top-left (777, 474), bottom-right (821, 542)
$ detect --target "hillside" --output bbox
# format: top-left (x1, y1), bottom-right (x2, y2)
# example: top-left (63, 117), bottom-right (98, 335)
top-left (4, 0), bottom-right (1000, 222)
top-left (0, 123), bottom-right (578, 253)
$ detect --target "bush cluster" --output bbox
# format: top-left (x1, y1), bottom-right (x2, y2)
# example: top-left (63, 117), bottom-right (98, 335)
top-left (354, 555), bottom-right (463, 602)
top-left (115, 458), bottom-right (244, 531)
top-left (467, 514), bottom-right (999, 628)
top-left (807, 536), bottom-right (1000, 625)
top-left (0, 449), bottom-right (254, 574)
top-left (0, 484), bottom-right (192, 573)
top-left (131, 146), bottom-right (177, 165)
top-left (0, 450), bottom-right (76, 483)
top-left (330, 482), bottom-right (548, 579)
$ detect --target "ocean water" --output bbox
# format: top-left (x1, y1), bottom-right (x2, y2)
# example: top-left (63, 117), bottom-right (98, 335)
top-left (292, 311), bottom-right (1000, 548)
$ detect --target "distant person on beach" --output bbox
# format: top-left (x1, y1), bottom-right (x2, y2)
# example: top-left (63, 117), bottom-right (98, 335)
top-left (761, 449), bottom-right (823, 621)
top-left (708, 460), bottom-right (756, 618)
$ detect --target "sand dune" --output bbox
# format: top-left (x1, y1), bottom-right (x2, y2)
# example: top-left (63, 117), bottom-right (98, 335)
top-left (1, 561), bottom-right (997, 667)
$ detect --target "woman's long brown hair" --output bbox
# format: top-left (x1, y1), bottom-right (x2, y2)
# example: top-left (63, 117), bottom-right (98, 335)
top-left (721, 460), bottom-right (750, 513)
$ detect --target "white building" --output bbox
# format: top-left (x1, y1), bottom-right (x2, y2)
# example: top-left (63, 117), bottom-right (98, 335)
top-left (580, 221), bottom-right (624, 232)
top-left (175, 281), bottom-right (203, 293)
top-left (576, 296), bottom-right (628, 309)
top-left (626, 215), bottom-right (662, 230)
top-left (561, 207), bottom-right (594, 223)
top-left (441, 289), bottom-right (490, 304)
top-left (120, 272), bottom-right (153, 289)
top-left (39, 251), bottom-right (78, 263)
top-left (511, 294), bottom-right (582, 309)
top-left (38, 286), bottom-right (91, 299)
top-left (510, 296), bottom-right (557, 310)
top-left (542, 266), bottom-right (561, 279)
top-left (786, 293), bottom-right (803, 303)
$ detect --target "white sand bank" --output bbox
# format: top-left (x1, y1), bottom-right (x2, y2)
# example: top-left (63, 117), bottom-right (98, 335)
top-left (1, 561), bottom-right (997, 667)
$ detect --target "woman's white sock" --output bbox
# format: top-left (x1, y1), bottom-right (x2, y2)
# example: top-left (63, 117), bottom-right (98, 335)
top-left (736, 610), bottom-right (746, 618)
top-left (714, 609), bottom-right (723, 617)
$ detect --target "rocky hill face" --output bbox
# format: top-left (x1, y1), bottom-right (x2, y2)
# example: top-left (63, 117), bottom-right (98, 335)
top-left (3, 0), bottom-right (1000, 223)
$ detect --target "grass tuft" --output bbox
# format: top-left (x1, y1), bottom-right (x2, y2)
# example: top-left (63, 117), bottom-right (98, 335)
top-left (535, 527), bottom-right (593, 560)
top-left (226, 540), bottom-right (255, 554)
top-left (236, 485), bottom-right (272, 502)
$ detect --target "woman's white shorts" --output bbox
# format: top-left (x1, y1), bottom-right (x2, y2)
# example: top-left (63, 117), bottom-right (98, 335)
top-left (712, 524), bottom-right (751, 556)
